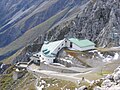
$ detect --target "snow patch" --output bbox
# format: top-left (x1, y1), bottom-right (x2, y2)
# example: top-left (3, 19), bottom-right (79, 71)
top-left (38, 85), bottom-right (44, 90)
top-left (113, 53), bottom-right (119, 60)
top-left (60, 58), bottom-right (73, 64)
top-left (0, 64), bottom-right (5, 68)
top-left (103, 55), bottom-right (113, 62)
top-left (98, 52), bottom-right (104, 58)
top-left (89, 49), bottom-right (119, 63)
top-left (41, 80), bottom-right (46, 84)
top-left (52, 63), bottom-right (65, 67)
top-left (47, 84), bottom-right (50, 87)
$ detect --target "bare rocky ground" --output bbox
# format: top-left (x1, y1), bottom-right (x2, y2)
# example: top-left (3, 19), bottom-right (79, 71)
top-left (25, 48), bottom-right (120, 90)
top-left (78, 65), bottom-right (120, 90)
top-left (1, 46), bottom-right (120, 90)
top-left (1, 51), bottom-right (120, 90)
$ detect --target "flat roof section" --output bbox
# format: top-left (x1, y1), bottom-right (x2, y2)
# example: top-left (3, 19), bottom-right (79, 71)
top-left (69, 38), bottom-right (95, 48)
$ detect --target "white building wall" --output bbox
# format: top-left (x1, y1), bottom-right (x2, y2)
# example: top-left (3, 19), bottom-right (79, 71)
top-left (72, 44), bottom-right (95, 51)
top-left (80, 46), bottom-right (95, 51)
top-left (65, 39), bottom-right (71, 48)
top-left (52, 40), bottom-right (66, 54)
top-left (40, 54), bottom-right (55, 63)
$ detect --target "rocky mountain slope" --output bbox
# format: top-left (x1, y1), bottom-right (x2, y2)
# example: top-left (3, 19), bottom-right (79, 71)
top-left (78, 65), bottom-right (120, 90)
top-left (0, 0), bottom-right (120, 90)
top-left (0, 0), bottom-right (88, 60)
top-left (0, 0), bottom-right (120, 61)
top-left (46, 0), bottom-right (120, 47)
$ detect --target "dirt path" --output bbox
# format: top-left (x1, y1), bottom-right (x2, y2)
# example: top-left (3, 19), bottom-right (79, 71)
top-left (29, 67), bottom-right (92, 84)
top-left (27, 64), bottom-right (93, 83)
top-left (96, 47), bottom-right (120, 52)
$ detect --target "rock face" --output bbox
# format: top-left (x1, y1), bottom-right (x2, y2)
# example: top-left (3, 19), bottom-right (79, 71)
top-left (78, 86), bottom-right (87, 90)
top-left (100, 66), bottom-right (120, 90)
top-left (93, 66), bottom-right (120, 90)
top-left (0, 63), bottom-right (11, 74)
top-left (47, 0), bottom-right (120, 47)
top-left (78, 65), bottom-right (120, 90)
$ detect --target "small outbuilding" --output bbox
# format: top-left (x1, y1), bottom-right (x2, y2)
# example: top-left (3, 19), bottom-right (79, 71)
top-left (68, 38), bottom-right (95, 51)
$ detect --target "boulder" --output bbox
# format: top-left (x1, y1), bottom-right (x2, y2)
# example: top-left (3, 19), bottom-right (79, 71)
top-left (78, 86), bottom-right (87, 90)
top-left (101, 79), bottom-right (113, 87)
top-left (113, 71), bottom-right (120, 84)
top-left (114, 67), bottom-right (120, 74)
top-left (94, 86), bottom-right (102, 90)
top-left (105, 74), bottom-right (114, 81)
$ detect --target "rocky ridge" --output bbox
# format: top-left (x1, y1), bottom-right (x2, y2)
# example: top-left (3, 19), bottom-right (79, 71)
top-left (95, 66), bottom-right (120, 90)
top-left (78, 65), bottom-right (120, 90)
top-left (46, 0), bottom-right (120, 47)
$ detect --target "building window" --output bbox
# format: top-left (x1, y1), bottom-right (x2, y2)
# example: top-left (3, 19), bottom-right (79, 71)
top-left (58, 47), bottom-right (60, 50)
top-left (70, 42), bottom-right (72, 48)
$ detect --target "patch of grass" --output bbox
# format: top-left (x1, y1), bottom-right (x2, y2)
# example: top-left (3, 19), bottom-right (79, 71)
top-left (27, 83), bottom-right (36, 90)
top-left (97, 70), bottom-right (112, 76)
top-left (87, 79), bottom-right (103, 90)
top-left (15, 73), bottom-right (36, 90)
top-left (0, 70), bottom-right (13, 90)
top-left (0, 65), bottom-right (36, 90)
top-left (0, 65), bottom-right (16, 90)
top-left (77, 72), bottom-right (103, 81)
top-left (41, 78), bottom-right (77, 90)
top-left (78, 81), bottom-right (90, 87)
top-left (65, 50), bottom-right (91, 67)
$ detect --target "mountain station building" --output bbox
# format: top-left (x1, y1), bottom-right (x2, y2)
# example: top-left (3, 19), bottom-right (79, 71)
top-left (35, 38), bottom-right (95, 64)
